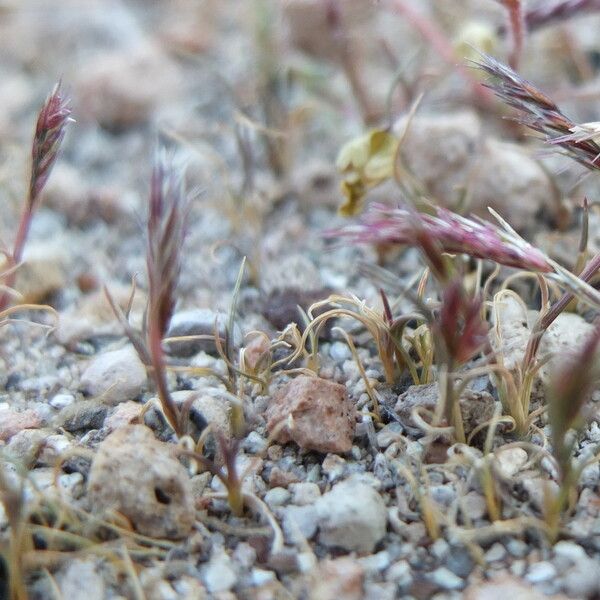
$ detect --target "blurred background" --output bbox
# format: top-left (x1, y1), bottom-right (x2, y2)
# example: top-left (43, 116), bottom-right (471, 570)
top-left (1, 0), bottom-right (600, 315)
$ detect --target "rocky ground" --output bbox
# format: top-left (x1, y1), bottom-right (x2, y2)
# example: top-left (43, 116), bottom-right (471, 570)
top-left (2, 1), bottom-right (600, 599)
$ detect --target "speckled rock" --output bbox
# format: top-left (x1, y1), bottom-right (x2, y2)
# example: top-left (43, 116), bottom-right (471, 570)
top-left (266, 375), bottom-right (356, 454)
top-left (394, 382), bottom-right (495, 436)
top-left (87, 425), bottom-right (194, 539)
top-left (315, 479), bottom-right (387, 553)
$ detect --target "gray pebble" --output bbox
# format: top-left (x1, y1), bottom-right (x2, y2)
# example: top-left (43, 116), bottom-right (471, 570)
top-left (430, 567), bottom-right (464, 590)
top-left (264, 487), bottom-right (291, 508)
top-left (50, 393), bottom-right (75, 409)
top-left (526, 561), bottom-right (556, 583)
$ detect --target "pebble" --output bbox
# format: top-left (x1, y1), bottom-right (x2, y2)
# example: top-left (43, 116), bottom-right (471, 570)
top-left (58, 559), bottom-right (105, 600)
top-left (251, 568), bottom-right (276, 586)
top-left (330, 341), bottom-right (351, 362)
top-left (105, 401), bottom-right (143, 431)
top-left (282, 504), bottom-right (319, 543)
top-left (266, 376), bottom-right (356, 454)
top-left (203, 551), bottom-right (237, 593)
top-left (315, 480), bottom-right (387, 553)
top-left (496, 447), bottom-right (528, 477)
top-left (322, 454), bottom-right (347, 482)
top-left (80, 345), bottom-right (146, 404)
top-left (58, 399), bottom-right (108, 432)
top-left (49, 393), bottom-right (75, 410)
top-left (430, 567), bottom-right (465, 591)
top-left (0, 409), bottom-right (41, 441)
top-left (430, 538), bottom-right (449, 561)
top-left (264, 487), bottom-right (291, 508)
top-left (429, 484), bottom-right (456, 507)
top-left (309, 557), bottom-right (365, 600)
top-left (242, 431), bottom-right (268, 455)
top-left (553, 541), bottom-right (600, 597)
top-left (525, 561), bottom-right (556, 583)
top-left (88, 425), bottom-right (194, 539)
top-left (462, 491), bottom-right (487, 521)
top-left (445, 545), bottom-right (475, 578)
top-left (358, 551), bottom-right (391, 575)
top-left (386, 560), bottom-right (412, 587)
top-left (485, 543), bottom-right (506, 563)
top-left (165, 308), bottom-right (240, 357)
top-left (289, 482), bottom-right (321, 506)
top-left (506, 539), bottom-right (529, 558)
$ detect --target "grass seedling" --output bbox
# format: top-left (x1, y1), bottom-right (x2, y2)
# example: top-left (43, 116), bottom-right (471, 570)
top-left (106, 150), bottom-right (207, 438)
top-left (544, 320), bottom-right (600, 540)
top-left (0, 84), bottom-right (72, 312)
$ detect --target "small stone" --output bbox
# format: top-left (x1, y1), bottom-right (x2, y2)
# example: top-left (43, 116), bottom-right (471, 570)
top-left (269, 466), bottom-right (299, 488)
top-left (282, 504), bottom-right (319, 543)
top-left (469, 138), bottom-right (555, 229)
top-left (264, 487), bottom-right (291, 508)
top-left (58, 399), bottom-right (108, 432)
top-left (309, 557), bottom-right (365, 600)
top-left (430, 567), bottom-right (464, 590)
top-left (376, 423), bottom-right (403, 449)
top-left (88, 425), bottom-right (194, 539)
top-left (105, 401), bottom-right (143, 431)
top-left (464, 575), bottom-right (567, 599)
top-left (15, 241), bottom-right (69, 303)
top-left (358, 551), bottom-right (391, 575)
top-left (506, 539), bottom-right (529, 558)
top-left (170, 390), bottom-right (231, 439)
top-left (386, 560), bottom-right (412, 587)
top-left (49, 393), bottom-right (75, 410)
top-left (243, 334), bottom-right (271, 372)
top-left (330, 341), bottom-right (351, 362)
top-left (251, 568), bottom-right (276, 586)
top-left (80, 345), bottom-right (146, 404)
top-left (76, 43), bottom-right (182, 129)
top-left (395, 383), bottom-right (494, 436)
top-left (203, 551), bottom-right (237, 593)
top-left (261, 287), bottom-right (332, 332)
top-left (429, 484), bottom-right (456, 507)
top-left (58, 559), bottom-right (105, 600)
top-left (553, 542), bottom-right (600, 597)
top-left (189, 472), bottom-right (211, 499)
top-left (242, 431), bottom-right (268, 455)
top-left (266, 376), bottom-right (356, 454)
top-left (496, 448), bottom-right (528, 477)
top-left (525, 561), bottom-right (556, 583)
top-left (322, 454), bottom-right (347, 482)
top-left (289, 482), bottom-right (321, 505)
top-left (165, 309), bottom-right (240, 357)
top-left (446, 545), bottom-right (475, 578)
top-left (462, 491), bottom-right (487, 521)
top-left (316, 480), bottom-right (387, 553)
top-left (0, 409), bottom-right (41, 441)
top-left (4, 429), bottom-right (48, 467)
top-left (485, 543), bottom-right (506, 563)
top-left (553, 541), bottom-right (586, 562)
top-left (430, 538), bottom-right (449, 560)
